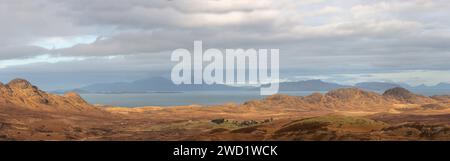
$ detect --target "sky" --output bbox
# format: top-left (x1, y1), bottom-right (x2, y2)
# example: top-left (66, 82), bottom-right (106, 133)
top-left (1, 0), bottom-right (450, 90)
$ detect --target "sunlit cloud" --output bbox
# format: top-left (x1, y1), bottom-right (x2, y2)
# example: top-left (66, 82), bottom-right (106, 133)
top-left (0, 54), bottom-right (86, 69)
top-left (31, 35), bottom-right (98, 50)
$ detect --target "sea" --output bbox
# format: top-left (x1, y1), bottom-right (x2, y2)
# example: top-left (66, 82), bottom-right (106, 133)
top-left (80, 91), bottom-right (323, 107)
top-left (80, 89), bottom-right (450, 107)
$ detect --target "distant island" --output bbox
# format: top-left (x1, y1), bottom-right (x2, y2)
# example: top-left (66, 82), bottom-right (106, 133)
top-left (55, 77), bottom-right (450, 95)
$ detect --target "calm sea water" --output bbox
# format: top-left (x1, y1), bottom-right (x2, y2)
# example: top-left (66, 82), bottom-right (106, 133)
top-left (80, 90), bottom-right (449, 107)
top-left (80, 91), bottom-right (323, 107)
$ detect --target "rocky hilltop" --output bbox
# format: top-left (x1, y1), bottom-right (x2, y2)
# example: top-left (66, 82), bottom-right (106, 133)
top-left (244, 87), bottom-right (447, 111)
top-left (383, 87), bottom-right (436, 104)
top-left (0, 78), bottom-right (101, 113)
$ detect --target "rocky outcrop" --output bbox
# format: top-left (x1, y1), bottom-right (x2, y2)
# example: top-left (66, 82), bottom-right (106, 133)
top-left (383, 87), bottom-right (436, 104)
top-left (243, 87), bottom-right (446, 111)
top-left (431, 95), bottom-right (450, 103)
top-left (243, 88), bottom-right (391, 110)
top-left (0, 78), bottom-right (101, 112)
top-left (326, 88), bottom-right (382, 101)
top-left (320, 88), bottom-right (390, 109)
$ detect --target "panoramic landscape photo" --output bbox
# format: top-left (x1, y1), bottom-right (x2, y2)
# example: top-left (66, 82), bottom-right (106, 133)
top-left (1, 0), bottom-right (450, 141)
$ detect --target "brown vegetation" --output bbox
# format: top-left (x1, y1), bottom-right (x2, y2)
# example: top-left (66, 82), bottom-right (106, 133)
top-left (0, 79), bottom-right (449, 141)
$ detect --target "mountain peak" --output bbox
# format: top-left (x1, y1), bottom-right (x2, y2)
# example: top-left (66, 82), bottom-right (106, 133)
top-left (326, 88), bottom-right (376, 99)
top-left (355, 82), bottom-right (401, 91)
top-left (383, 87), bottom-right (435, 104)
top-left (1, 78), bottom-right (99, 112)
top-left (277, 79), bottom-right (347, 91)
top-left (7, 78), bottom-right (33, 89)
top-left (383, 87), bottom-right (413, 98)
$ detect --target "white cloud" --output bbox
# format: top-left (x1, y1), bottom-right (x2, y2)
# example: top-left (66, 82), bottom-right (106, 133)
top-left (31, 35), bottom-right (98, 49)
top-left (0, 54), bottom-right (86, 69)
top-left (317, 6), bottom-right (343, 15)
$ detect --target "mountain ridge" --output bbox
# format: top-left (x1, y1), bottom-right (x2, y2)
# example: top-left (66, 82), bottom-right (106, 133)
top-left (62, 77), bottom-right (450, 95)
top-left (243, 87), bottom-right (446, 111)
top-left (69, 77), bottom-right (244, 93)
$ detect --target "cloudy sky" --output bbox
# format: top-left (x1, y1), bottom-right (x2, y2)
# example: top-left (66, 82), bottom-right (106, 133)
top-left (1, 0), bottom-right (450, 90)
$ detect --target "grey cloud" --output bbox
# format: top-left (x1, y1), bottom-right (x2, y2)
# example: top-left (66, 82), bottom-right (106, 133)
top-left (57, 30), bottom-right (191, 56)
top-left (3, 53), bottom-right (172, 73)
top-left (0, 46), bottom-right (48, 60)
top-left (1, 0), bottom-right (450, 80)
